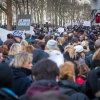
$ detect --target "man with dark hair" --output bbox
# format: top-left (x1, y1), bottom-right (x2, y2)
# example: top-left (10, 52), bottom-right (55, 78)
top-left (71, 37), bottom-right (78, 46)
top-left (62, 32), bottom-right (69, 48)
top-left (19, 59), bottom-right (89, 100)
top-left (32, 59), bottom-right (59, 80)
top-left (7, 34), bottom-right (13, 39)
top-left (19, 59), bottom-right (60, 100)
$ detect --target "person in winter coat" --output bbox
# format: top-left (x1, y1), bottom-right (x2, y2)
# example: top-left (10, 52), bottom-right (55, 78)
top-left (0, 63), bottom-right (18, 100)
top-left (76, 64), bottom-right (90, 84)
top-left (4, 30), bottom-right (22, 49)
top-left (62, 32), bottom-right (69, 48)
top-left (58, 61), bottom-right (89, 100)
top-left (45, 40), bottom-right (61, 56)
top-left (25, 34), bottom-right (32, 43)
top-left (91, 48), bottom-right (100, 69)
top-left (10, 52), bottom-right (33, 96)
top-left (64, 45), bottom-right (76, 65)
top-left (58, 61), bottom-right (80, 95)
top-left (71, 37), bottom-right (79, 47)
top-left (80, 67), bottom-right (100, 99)
top-left (32, 48), bottom-right (49, 65)
top-left (19, 59), bottom-right (61, 100)
top-left (86, 41), bottom-right (95, 56)
top-left (57, 37), bottom-right (64, 53)
top-left (74, 45), bottom-right (86, 64)
top-left (85, 40), bottom-right (100, 68)
top-left (4, 43), bottom-right (22, 65)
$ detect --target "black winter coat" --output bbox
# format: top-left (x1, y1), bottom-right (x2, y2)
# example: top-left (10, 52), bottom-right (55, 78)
top-left (81, 68), bottom-right (100, 99)
top-left (91, 60), bottom-right (100, 69)
top-left (58, 80), bottom-right (81, 96)
top-left (11, 68), bottom-right (33, 96)
top-left (19, 80), bottom-right (72, 100)
top-left (32, 49), bottom-right (49, 63)
top-left (85, 54), bottom-right (93, 68)
top-left (3, 55), bottom-right (14, 65)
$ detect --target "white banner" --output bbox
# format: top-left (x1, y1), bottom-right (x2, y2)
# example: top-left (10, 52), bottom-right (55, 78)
top-left (58, 28), bottom-right (64, 32)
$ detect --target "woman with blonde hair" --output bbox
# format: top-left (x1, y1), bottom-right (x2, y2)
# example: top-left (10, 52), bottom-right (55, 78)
top-left (92, 48), bottom-right (100, 69)
top-left (10, 51), bottom-right (33, 96)
top-left (4, 43), bottom-right (22, 64)
top-left (58, 61), bottom-right (81, 96)
top-left (20, 40), bottom-right (28, 51)
top-left (57, 37), bottom-right (64, 53)
top-left (25, 45), bottom-right (34, 53)
top-left (64, 45), bottom-right (76, 64)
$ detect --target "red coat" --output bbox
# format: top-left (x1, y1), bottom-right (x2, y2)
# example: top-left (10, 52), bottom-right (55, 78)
top-left (76, 76), bottom-right (85, 84)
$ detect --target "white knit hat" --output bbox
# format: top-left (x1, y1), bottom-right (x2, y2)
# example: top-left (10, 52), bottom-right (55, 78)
top-left (74, 45), bottom-right (83, 53)
top-left (46, 40), bottom-right (57, 50)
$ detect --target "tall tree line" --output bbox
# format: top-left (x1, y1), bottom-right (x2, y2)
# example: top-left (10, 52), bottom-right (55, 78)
top-left (0, 0), bottom-right (90, 30)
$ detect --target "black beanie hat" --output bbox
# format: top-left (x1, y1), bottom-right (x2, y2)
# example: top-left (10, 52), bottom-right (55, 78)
top-left (0, 64), bottom-right (13, 89)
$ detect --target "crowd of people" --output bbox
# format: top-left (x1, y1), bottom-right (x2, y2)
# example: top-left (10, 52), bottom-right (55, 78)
top-left (0, 25), bottom-right (100, 100)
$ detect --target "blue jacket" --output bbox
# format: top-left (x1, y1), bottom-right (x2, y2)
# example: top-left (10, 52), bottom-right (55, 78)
top-left (11, 67), bottom-right (33, 96)
top-left (0, 40), bottom-right (3, 46)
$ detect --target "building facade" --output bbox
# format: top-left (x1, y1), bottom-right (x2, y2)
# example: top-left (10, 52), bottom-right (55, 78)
top-left (90, 0), bottom-right (100, 25)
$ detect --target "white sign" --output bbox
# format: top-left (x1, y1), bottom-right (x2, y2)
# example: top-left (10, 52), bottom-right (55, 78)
top-left (18, 19), bottom-right (30, 26)
top-left (25, 26), bottom-right (35, 36)
top-left (83, 21), bottom-right (91, 26)
top-left (0, 28), bottom-right (26, 42)
top-left (0, 28), bottom-right (12, 42)
top-left (0, 27), bottom-right (34, 42)
top-left (58, 28), bottom-right (64, 32)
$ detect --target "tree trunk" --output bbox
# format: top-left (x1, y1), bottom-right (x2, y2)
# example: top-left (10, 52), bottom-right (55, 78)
top-left (26, 0), bottom-right (29, 14)
top-left (54, 0), bottom-right (58, 27)
top-left (16, 2), bottom-right (18, 24)
top-left (40, 0), bottom-right (44, 28)
top-left (7, 0), bottom-right (12, 30)
top-left (37, 11), bottom-right (40, 24)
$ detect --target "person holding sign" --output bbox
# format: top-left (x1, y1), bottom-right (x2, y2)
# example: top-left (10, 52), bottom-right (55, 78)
top-left (4, 30), bottom-right (22, 49)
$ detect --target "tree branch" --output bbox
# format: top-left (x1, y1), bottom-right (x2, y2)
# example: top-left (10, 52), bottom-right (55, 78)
top-left (0, 4), bottom-right (7, 13)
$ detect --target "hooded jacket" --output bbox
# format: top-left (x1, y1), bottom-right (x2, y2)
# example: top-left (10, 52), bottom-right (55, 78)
top-left (11, 67), bottom-right (33, 96)
top-left (58, 79), bottom-right (89, 100)
top-left (32, 49), bottom-right (49, 63)
top-left (81, 68), bottom-right (100, 99)
top-left (58, 79), bottom-right (81, 96)
top-left (19, 80), bottom-right (60, 100)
